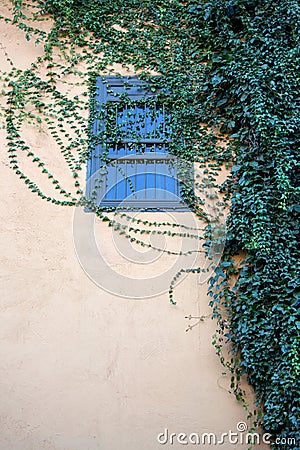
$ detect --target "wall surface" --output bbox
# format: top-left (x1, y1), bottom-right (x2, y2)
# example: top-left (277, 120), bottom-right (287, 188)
top-left (0, 4), bottom-right (269, 450)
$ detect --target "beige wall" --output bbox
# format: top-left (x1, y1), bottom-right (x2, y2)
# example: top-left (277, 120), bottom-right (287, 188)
top-left (0, 4), bottom-right (269, 449)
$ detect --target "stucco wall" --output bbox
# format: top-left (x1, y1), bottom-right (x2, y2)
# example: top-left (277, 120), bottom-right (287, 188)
top-left (0, 4), bottom-right (269, 450)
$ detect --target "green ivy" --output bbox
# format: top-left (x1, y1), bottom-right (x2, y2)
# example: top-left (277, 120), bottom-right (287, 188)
top-left (2, 1), bottom-right (299, 448)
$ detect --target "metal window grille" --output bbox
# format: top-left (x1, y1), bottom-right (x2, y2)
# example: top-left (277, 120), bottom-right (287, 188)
top-left (86, 76), bottom-right (190, 210)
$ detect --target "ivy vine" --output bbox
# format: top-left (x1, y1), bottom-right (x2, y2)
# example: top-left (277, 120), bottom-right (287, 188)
top-left (1, 1), bottom-right (299, 448)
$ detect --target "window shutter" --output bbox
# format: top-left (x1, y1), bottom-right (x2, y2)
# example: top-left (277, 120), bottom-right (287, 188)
top-left (86, 77), bottom-right (190, 210)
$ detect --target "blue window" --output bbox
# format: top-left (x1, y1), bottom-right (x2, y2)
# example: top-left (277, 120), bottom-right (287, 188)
top-left (86, 76), bottom-right (190, 210)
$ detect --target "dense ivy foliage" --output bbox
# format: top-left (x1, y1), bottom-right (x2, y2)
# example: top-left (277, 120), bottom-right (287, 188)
top-left (2, 0), bottom-right (299, 448)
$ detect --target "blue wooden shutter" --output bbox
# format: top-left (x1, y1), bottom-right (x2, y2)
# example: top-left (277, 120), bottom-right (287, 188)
top-left (86, 76), bottom-right (188, 210)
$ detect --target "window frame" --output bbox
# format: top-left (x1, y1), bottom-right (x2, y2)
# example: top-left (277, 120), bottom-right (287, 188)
top-left (86, 76), bottom-right (191, 211)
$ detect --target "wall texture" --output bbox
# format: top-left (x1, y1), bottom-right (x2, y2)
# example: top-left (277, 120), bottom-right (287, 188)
top-left (0, 4), bottom-right (269, 449)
